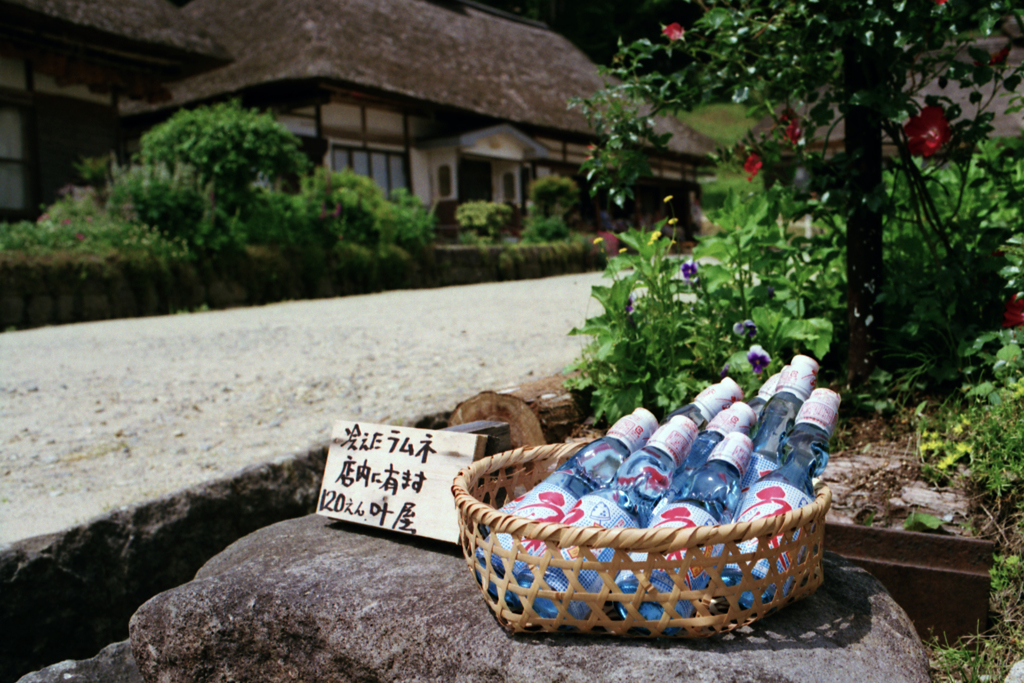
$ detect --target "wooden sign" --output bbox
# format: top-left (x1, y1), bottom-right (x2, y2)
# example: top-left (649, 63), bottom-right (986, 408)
top-left (317, 420), bottom-right (487, 543)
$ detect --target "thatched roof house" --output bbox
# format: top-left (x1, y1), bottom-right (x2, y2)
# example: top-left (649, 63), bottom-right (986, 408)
top-left (0, 0), bottom-right (229, 218)
top-left (122, 0), bottom-right (715, 235)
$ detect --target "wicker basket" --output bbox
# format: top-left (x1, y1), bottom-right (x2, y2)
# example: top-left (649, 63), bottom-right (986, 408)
top-left (452, 442), bottom-right (831, 637)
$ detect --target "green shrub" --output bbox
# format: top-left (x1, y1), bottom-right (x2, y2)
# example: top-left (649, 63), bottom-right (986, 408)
top-left (297, 167), bottom-right (387, 248)
top-left (243, 189), bottom-right (309, 247)
top-left (529, 175), bottom-right (578, 217)
top-left (139, 100), bottom-right (309, 217)
top-left (0, 211), bottom-right (188, 260)
top-left (455, 201), bottom-right (512, 242)
top-left (384, 188), bottom-right (436, 254)
top-left (520, 214), bottom-right (569, 244)
top-left (107, 161), bottom-right (234, 254)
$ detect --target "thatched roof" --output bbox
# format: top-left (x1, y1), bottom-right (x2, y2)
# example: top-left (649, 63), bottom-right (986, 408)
top-left (0, 0), bottom-right (231, 79)
top-left (125, 0), bottom-right (714, 159)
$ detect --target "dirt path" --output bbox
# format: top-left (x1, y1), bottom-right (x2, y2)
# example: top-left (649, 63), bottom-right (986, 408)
top-left (0, 272), bottom-right (606, 545)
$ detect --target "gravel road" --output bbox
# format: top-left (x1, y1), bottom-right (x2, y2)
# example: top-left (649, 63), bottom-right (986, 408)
top-left (0, 272), bottom-right (607, 545)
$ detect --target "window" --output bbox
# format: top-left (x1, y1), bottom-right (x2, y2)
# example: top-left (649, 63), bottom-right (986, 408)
top-left (331, 145), bottom-right (407, 195)
top-left (0, 106), bottom-right (29, 211)
top-left (437, 164), bottom-right (452, 198)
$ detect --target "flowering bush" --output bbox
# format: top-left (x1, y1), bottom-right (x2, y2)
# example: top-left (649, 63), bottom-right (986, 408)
top-left (572, 0), bottom-right (1024, 391)
top-left (567, 187), bottom-right (839, 422)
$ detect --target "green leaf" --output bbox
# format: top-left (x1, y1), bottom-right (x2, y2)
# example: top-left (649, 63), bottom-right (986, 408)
top-left (903, 512), bottom-right (944, 533)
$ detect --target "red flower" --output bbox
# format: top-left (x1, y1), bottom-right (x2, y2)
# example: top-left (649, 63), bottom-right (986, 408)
top-left (990, 46), bottom-right (1011, 65)
top-left (744, 154), bottom-right (763, 181)
top-left (74, 232), bottom-right (86, 241)
top-left (1004, 295), bottom-right (1024, 328)
top-left (933, 0), bottom-right (946, 5)
top-left (662, 22), bottom-right (685, 41)
top-left (904, 106), bottom-right (951, 158)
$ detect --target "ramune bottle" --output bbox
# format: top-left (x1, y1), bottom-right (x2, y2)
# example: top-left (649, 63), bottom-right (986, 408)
top-left (747, 371), bottom-right (783, 420)
top-left (740, 355), bottom-right (819, 492)
top-left (475, 408), bottom-right (657, 604)
top-left (510, 416), bottom-right (699, 619)
top-left (661, 377), bottom-right (745, 428)
top-left (615, 432), bottom-right (753, 626)
top-left (727, 389), bottom-right (841, 610)
top-left (656, 401), bottom-right (756, 512)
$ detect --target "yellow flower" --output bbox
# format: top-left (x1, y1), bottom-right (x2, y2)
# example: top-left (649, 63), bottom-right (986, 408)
top-left (668, 217), bottom-right (679, 225)
top-left (952, 424), bottom-right (963, 436)
top-left (647, 232), bottom-right (658, 245)
top-left (593, 237), bottom-right (603, 245)
top-left (663, 195), bottom-right (674, 203)
top-left (956, 443), bottom-right (971, 456)
top-left (619, 247), bottom-right (627, 253)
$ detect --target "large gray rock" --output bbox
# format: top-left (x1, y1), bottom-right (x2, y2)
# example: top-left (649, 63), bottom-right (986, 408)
top-left (0, 446), bottom-right (328, 683)
top-left (130, 515), bottom-right (931, 683)
top-left (14, 641), bottom-right (141, 683)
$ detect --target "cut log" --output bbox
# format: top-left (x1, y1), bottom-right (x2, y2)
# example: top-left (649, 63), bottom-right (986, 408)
top-left (448, 373), bottom-right (587, 448)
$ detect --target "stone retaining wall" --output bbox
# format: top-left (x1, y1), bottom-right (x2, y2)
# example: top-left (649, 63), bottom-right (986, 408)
top-left (0, 242), bottom-right (605, 330)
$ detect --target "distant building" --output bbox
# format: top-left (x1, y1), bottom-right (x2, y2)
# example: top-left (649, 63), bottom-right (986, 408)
top-left (0, 0), bottom-right (229, 220)
top-left (120, 0), bottom-right (716, 237)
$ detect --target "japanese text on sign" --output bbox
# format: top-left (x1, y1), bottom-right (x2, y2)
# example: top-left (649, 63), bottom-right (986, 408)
top-left (316, 420), bottom-right (486, 544)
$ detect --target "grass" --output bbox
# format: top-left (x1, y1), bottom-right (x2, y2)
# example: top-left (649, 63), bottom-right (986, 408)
top-left (676, 102), bottom-right (763, 148)
top-left (913, 379), bottom-right (1024, 682)
top-left (675, 103), bottom-right (766, 215)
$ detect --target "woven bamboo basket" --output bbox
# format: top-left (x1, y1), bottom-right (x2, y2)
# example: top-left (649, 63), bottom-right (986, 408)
top-left (452, 442), bottom-right (831, 637)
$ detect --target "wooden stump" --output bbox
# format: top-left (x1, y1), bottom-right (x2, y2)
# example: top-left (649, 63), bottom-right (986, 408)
top-left (448, 373), bottom-right (586, 448)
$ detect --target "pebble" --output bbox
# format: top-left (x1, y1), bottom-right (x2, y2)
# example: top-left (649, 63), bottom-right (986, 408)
top-left (0, 273), bottom-right (605, 544)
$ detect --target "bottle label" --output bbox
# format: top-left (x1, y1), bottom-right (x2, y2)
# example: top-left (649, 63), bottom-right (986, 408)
top-left (706, 406), bottom-right (753, 437)
top-left (795, 390), bottom-right (841, 436)
top-left (735, 480), bottom-right (813, 579)
top-left (777, 357), bottom-right (818, 401)
top-left (693, 380), bottom-right (746, 420)
top-left (757, 372), bottom-right (782, 399)
top-left (648, 418), bottom-right (699, 467)
top-left (498, 483), bottom-right (584, 567)
top-left (739, 451), bottom-right (783, 491)
top-left (707, 432), bottom-right (752, 475)
top-left (647, 501), bottom-right (721, 590)
top-left (607, 410), bottom-right (657, 452)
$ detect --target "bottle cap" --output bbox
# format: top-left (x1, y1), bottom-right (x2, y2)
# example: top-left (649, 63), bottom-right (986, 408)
top-left (706, 401), bottom-right (756, 436)
top-left (607, 407), bottom-right (659, 451)
top-left (757, 371), bottom-right (783, 400)
top-left (647, 416), bottom-right (699, 467)
top-left (691, 377), bottom-right (745, 423)
top-left (776, 355), bottom-right (819, 401)
top-left (707, 431), bottom-right (752, 476)
top-left (795, 389), bottom-right (841, 437)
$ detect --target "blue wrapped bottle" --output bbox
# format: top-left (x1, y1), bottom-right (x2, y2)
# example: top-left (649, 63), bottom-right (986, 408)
top-left (655, 401), bottom-right (756, 514)
top-left (740, 355), bottom-right (819, 492)
top-left (614, 431), bottom-right (752, 627)
top-left (728, 389), bottom-right (841, 610)
top-left (475, 408), bottom-right (657, 604)
top-left (661, 377), bottom-right (745, 428)
top-left (510, 416), bottom-right (699, 619)
top-left (747, 370), bottom-right (783, 420)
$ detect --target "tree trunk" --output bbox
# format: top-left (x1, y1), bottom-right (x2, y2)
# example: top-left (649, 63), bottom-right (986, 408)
top-left (843, 45), bottom-right (885, 387)
top-left (448, 373), bottom-right (586, 448)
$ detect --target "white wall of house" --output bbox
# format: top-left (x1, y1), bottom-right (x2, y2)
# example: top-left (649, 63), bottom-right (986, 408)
top-left (409, 146), bottom-right (431, 205)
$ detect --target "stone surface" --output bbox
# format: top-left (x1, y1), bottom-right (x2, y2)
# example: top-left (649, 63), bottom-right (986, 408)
top-left (14, 641), bottom-right (141, 683)
top-left (1007, 659), bottom-right (1024, 683)
top-left (130, 515), bottom-right (931, 683)
top-left (0, 446), bottom-right (328, 683)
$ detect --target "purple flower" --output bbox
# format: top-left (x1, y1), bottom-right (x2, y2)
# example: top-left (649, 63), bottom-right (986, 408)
top-left (680, 259), bottom-right (698, 284)
top-left (747, 345), bottom-right (771, 375)
top-left (333, 202), bottom-right (342, 219)
top-left (625, 293), bottom-right (636, 315)
top-left (720, 363), bottom-right (730, 378)
top-left (767, 286), bottom-right (775, 299)
top-left (733, 319), bottom-right (757, 339)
